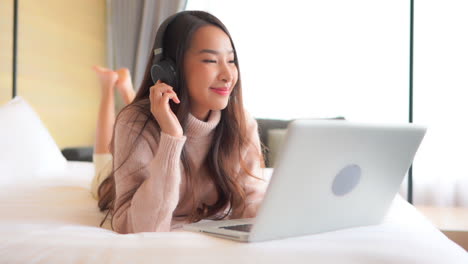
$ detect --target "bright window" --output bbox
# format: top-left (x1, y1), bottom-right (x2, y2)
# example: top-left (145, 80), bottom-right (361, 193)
top-left (412, 0), bottom-right (468, 206)
top-left (186, 0), bottom-right (468, 206)
top-left (186, 0), bottom-right (410, 122)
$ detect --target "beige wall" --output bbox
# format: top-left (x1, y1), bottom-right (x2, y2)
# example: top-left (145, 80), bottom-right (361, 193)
top-left (0, 1), bottom-right (13, 103)
top-left (1, 0), bottom-right (107, 148)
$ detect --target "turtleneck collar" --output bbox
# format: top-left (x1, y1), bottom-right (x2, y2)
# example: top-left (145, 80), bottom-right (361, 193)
top-left (185, 110), bottom-right (221, 138)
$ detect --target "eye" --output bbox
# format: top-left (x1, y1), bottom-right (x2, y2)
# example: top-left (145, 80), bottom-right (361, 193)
top-left (229, 60), bottom-right (236, 64)
top-left (202, 59), bottom-right (217, 63)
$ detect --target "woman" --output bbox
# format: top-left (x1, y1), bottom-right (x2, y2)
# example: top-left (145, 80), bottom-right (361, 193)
top-left (97, 10), bottom-right (267, 234)
top-left (90, 66), bottom-right (135, 200)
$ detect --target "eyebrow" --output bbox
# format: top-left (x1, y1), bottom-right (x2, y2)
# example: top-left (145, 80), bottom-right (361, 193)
top-left (198, 49), bottom-right (234, 55)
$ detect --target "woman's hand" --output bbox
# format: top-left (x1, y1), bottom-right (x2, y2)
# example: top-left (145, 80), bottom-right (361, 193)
top-left (149, 80), bottom-right (183, 137)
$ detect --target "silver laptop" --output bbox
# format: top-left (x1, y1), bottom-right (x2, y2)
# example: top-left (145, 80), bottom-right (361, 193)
top-left (183, 119), bottom-right (426, 242)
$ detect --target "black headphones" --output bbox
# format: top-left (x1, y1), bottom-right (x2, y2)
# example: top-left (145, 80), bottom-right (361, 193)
top-left (150, 12), bottom-right (185, 88)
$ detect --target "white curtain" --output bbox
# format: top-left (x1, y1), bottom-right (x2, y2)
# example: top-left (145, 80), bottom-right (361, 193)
top-left (106, 0), bottom-right (187, 91)
top-left (409, 0), bottom-right (468, 208)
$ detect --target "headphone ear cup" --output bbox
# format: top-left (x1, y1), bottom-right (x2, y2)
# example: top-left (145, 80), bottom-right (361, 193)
top-left (150, 59), bottom-right (177, 88)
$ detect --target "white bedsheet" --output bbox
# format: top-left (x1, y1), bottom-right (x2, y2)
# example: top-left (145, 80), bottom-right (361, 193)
top-left (0, 162), bottom-right (466, 264)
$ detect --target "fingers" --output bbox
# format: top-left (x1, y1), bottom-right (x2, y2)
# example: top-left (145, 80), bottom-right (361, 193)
top-left (150, 81), bottom-right (180, 104)
top-left (148, 81), bottom-right (184, 137)
top-left (149, 81), bottom-right (181, 120)
top-left (161, 91), bottom-right (180, 104)
top-left (156, 89), bottom-right (179, 103)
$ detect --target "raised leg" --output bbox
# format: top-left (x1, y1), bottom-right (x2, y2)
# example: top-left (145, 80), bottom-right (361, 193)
top-left (115, 68), bottom-right (136, 105)
top-left (93, 65), bottom-right (118, 154)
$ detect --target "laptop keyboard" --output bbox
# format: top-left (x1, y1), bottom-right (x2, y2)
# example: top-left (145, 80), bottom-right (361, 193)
top-left (219, 224), bottom-right (253, 232)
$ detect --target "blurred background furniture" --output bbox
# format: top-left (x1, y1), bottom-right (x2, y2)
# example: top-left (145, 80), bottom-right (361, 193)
top-left (417, 206), bottom-right (468, 250)
top-left (61, 117), bottom-right (345, 167)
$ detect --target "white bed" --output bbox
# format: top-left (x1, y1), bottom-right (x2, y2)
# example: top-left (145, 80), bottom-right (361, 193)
top-left (0, 161), bottom-right (467, 264)
top-left (1, 97), bottom-right (467, 263)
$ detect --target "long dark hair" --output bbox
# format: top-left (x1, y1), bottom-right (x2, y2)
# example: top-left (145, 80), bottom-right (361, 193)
top-left (98, 10), bottom-right (263, 228)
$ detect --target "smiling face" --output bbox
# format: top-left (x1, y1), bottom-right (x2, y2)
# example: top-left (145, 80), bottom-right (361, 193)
top-left (184, 25), bottom-right (238, 121)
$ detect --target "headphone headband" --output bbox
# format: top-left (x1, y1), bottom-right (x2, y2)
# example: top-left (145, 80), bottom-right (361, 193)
top-left (152, 12), bottom-right (187, 64)
top-left (150, 12), bottom-right (187, 86)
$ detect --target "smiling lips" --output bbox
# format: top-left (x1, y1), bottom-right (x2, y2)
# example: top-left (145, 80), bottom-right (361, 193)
top-left (210, 87), bottom-right (230, 96)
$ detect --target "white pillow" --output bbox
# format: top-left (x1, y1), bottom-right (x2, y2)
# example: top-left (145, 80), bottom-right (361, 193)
top-left (0, 97), bottom-right (66, 184)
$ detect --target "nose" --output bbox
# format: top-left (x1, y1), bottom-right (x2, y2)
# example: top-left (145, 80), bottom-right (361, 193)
top-left (218, 61), bottom-right (234, 84)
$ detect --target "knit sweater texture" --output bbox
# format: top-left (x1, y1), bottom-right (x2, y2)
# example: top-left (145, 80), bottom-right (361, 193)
top-left (112, 108), bottom-right (267, 233)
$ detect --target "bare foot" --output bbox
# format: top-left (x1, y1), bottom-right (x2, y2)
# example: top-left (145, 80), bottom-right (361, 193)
top-left (115, 68), bottom-right (136, 105)
top-left (93, 65), bottom-right (118, 95)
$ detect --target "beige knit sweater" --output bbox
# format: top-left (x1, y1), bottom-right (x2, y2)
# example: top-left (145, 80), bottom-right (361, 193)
top-left (112, 108), bottom-right (267, 234)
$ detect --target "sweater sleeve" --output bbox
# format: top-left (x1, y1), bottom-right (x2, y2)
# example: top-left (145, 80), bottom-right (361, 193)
top-left (231, 115), bottom-right (268, 219)
top-left (112, 118), bottom-right (186, 234)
